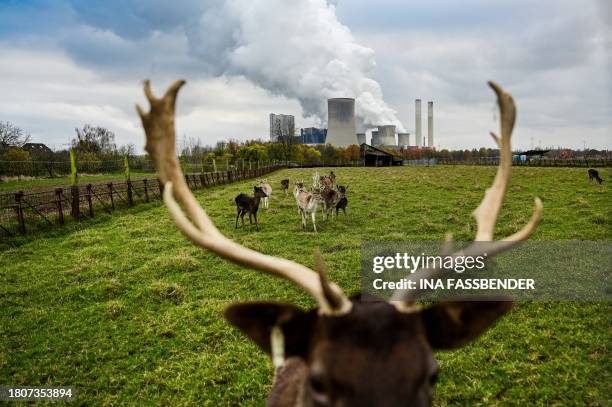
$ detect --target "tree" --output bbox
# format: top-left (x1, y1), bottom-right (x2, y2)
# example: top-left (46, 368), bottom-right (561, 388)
top-left (342, 144), bottom-right (361, 162)
top-left (2, 147), bottom-right (32, 177)
top-left (0, 121), bottom-right (31, 149)
top-left (72, 124), bottom-right (117, 158)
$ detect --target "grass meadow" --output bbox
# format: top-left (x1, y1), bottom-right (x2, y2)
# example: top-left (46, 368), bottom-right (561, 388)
top-left (1, 166), bottom-right (610, 406)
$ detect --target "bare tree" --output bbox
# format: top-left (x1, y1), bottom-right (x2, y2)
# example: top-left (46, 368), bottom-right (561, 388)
top-left (0, 121), bottom-right (31, 148)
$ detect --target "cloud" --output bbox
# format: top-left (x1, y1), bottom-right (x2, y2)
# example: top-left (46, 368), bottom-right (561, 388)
top-left (0, 0), bottom-right (609, 151)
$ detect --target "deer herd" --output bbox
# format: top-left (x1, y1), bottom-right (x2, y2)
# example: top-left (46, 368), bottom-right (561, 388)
top-left (138, 80), bottom-right (544, 405)
top-left (233, 170), bottom-right (348, 233)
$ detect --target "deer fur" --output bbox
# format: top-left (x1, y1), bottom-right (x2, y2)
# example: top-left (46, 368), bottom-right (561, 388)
top-left (259, 180), bottom-right (272, 208)
top-left (235, 186), bottom-right (267, 231)
top-left (588, 169), bottom-right (603, 184)
top-left (294, 182), bottom-right (318, 233)
top-left (280, 179), bottom-right (290, 196)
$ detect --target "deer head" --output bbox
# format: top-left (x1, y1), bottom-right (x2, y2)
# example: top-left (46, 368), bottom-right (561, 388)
top-left (137, 80), bottom-right (542, 406)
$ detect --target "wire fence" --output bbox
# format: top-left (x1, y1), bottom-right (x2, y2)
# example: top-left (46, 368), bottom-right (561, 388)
top-left (0, 165), bottom-right (285, 238)
top-left (437, 158), bottom-right (612, 167)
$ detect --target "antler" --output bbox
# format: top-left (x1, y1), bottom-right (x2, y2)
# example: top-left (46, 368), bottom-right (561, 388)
top-left (391, 81), bottom-right (543, 306)
top-left (136, 80), bottom-right (351, 315)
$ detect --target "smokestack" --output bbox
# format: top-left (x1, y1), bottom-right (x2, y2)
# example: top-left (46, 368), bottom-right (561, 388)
top-left (371, 130), bottom-right (379, 145)
top-left (377, 125), bottom-right (396, 146)
top-left (398, 133), bottom-right (410, 147)
top-left (428, 101), bottom-right (434, 148)
top-left (415, 99), bottom-right (422, 147)
top-left (356, 133), bottom-right (366, 145)
top-left (327, 98), bottom-right (357, 147)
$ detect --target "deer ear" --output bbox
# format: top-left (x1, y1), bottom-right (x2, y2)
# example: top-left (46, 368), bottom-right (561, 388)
top-left (421, 301), bottom-right (512, 350)
top-left (224, 302), bottom-right (316, 357)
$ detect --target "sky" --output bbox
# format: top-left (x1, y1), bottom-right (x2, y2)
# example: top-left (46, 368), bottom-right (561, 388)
top-left (0, 0), bottom-right (610, 152)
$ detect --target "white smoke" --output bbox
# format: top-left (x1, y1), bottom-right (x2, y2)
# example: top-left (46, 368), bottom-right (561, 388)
top-left (183, 0), bottom-right (405, 131)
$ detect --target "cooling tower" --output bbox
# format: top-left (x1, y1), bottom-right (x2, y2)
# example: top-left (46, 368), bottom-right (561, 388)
top-left (327, 98), bottom-right (357, 147)
top-left (371, 130), bottom-right (380, 146)
top-left (356, 133), bottom-right (366, 145)
top-left (378, 125), bottom-right (396, 146)
top-left (428, 101), bottom-right (434, 148)
top-left (398, 132), bottom-right (410, 147)
top-left (415, 99), bottom-right (422, 147)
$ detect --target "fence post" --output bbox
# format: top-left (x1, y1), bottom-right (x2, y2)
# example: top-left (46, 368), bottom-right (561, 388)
top-left (108, 182), bottom-right (115, 210)
top-left (55, 188), bottom-right (64, 225)
top-left (86, 184), bottom-right (94, 217)
top-left (14, 191), bottom-right (26, 234)
top-left (143, 179), bottom-right (150, 203)
top-left (70, 185), bottom-right (80, 220)
top-left (127, 179), bottom-right (134, 205)
top-left (158, 179), bottom-right (164, 197)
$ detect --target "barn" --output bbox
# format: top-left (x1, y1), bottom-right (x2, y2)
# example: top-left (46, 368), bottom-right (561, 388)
top-left (360, 143), bottom-right (403, 166)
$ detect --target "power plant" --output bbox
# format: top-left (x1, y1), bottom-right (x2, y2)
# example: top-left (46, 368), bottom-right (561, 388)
top-left (377, 125), bottom-right (396, 146)
top-left (326, 98), bottom-right (357, 147)
top-left (268, 95), bottom-right (434, 149)
top-left (415, 99), bottom-right (422, 148)
top-left (428, 101), bottom-right (434, 148)
top-left (398, 132), bottom-right (410, 147)
top-left (356, 133), bottom-right (366, 145)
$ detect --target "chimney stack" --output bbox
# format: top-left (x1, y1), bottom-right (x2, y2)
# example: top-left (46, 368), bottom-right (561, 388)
top-left (427, 101), bottom-right (434, 148)
top-left (415, 99), bottom-right (422, 147)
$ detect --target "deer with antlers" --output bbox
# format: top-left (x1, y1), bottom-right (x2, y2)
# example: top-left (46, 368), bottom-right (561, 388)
top-left (137, 80), bottom-right (542, 406)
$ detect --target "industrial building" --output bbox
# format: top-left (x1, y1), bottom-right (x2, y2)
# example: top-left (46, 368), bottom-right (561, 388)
top-left (300, 127), bottom-right (327, 144)
top-left (371, 130), bottom-right (379, 146)
top-left (415, 99), bottom-right (422, 148)
top-left (377, 125), bottom-right (396, 146)
top-left (269, 113), bottom-right (295, 141)
top-left (398, 133), bottom-right (410, 147)
top-left (326, 98), bottom-right (357, 147)
top-left (268, 95), bottom-right (434, 150)
top-left (356, 133), bottom-right (366, 145)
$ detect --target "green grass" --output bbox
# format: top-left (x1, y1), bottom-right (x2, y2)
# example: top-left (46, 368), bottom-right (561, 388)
top-left (0, 172), bottom-right (153, 191)
top-left (0, 166), bottom-right (610, 406)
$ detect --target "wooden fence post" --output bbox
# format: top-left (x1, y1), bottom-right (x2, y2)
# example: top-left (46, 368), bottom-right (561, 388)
top-left (86, 184), bottom-right (94, 217)
top-left (55, 188), bottom-right (64, 225)
top-left (70, 185), bottom-right (80, 220)
top-left (158, 179), bottom-right (164, 197)
top-left (127, 180), bottom-right (134, 205)
top-left (143, 179), bottom-right (150, 202)
top-left (108, 182), bottom-right (115, 210)
top-left (15, 191), bottom-right (25, 234)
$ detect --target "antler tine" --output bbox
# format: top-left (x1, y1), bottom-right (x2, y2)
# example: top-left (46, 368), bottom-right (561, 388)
top-left (137, 80), bottom-right (351, 315)
top-left (473, 81), bottom-right (517, 241)
top-left (392, 81), bottom-right (543, 308)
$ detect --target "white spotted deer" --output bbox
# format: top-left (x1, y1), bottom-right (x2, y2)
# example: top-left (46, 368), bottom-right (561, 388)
top-left (294, 182), bottom-right (318, 233)
top-left (259, 179), bottom-right (272, 208)
top-left (137, 80), bottom-right (542, 406)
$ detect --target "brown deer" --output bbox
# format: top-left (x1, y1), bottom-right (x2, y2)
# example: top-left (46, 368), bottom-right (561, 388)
top-left (588, 169), bottom-right (603, 184)
top-left (280, 179), bottom-right (290, 196)
top-left (336, 185), bottom-right (348, 218)
top-left (137, 80), bottom-right (542, 406)
top-left (235, 186), bottom-right (267, 231)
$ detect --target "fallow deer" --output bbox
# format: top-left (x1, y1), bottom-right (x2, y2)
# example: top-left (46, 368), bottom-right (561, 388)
top-left (294, 182), bottom-right (318, 232)
top-left (281, 179), bottom-right (290, 196)
top-left (320, 186), bottom-right (341, 221)
top-left (336, 185), bottom-right (348, 218)
top-left (588, 169), bottom-right (603, 184)
top-left (235, 186), bottom-right (267, 231)
top-left (259, 180), bottom-right (272, 208)
top-left (137, 80), bottom-right (542, 406)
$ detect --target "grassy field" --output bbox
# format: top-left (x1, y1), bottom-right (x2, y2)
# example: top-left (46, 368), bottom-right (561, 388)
top-left (1, 166), bottom-right (610, 406)
top-left (0, 172), bottom-right (153, 192)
